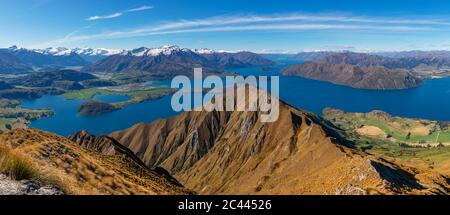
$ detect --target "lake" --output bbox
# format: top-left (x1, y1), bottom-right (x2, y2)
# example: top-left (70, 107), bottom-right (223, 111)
top-left (22, 95), bottom-right (177, 136)
top-left (22, 67), bottom-right (450, 136)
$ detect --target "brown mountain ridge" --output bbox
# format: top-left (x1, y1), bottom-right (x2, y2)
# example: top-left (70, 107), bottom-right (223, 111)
top-left (106, 87), bottom-right (449, 194)
top-left (2, 87), bottom-right (448, 195)
top-left (0, 129), bottom-right (191, 194)
top-left (283, 62), bottom-right (422, 90)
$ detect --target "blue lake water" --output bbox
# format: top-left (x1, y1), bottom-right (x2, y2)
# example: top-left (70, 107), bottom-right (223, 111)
top-left (22, 66), bottom-right (450, 136)
top-left (22, 95), bottom-right (177, 136)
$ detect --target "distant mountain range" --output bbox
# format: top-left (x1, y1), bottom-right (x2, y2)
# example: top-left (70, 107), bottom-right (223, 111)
top-left (0, 46), bottom-right (88, 73)
top-left (38, 47), bottom-right (123, 62)
top-left (0, 69), bottom-right (101, 100)
top-left (82, 45), bottom-right (275, 80)
top-left (275, 50), bottom-right (450, 67)
top-left (0, 49), bottom-right (34, 73)
top-left (281, 51), bottom-right (450, 90)
top-left (3, 45), bottom-right (450, 89)
top-left (6, 69), bottom-right (97, 90)
top-left (283, 61), bottom-right (423, 90)
top-left (316, 52), bottom-right (450, 69)
top-left (374, 50), bottom-right (450, 58)
top-left (0, 45), bottom-right (274, 77)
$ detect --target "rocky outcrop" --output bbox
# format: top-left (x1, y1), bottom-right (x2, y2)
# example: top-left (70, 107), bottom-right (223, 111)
top-left (68, 130), bottom-right (147, 165)
top-left (0, 174), bottom-right (63, 195)
top-left (67, 130), bottom-right (185, 188)
top-left (68, 130), bottom-right (120, 155)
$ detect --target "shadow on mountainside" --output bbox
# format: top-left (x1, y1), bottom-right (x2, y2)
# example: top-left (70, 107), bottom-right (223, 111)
top-left (370, 160), bottom-right (424, 190)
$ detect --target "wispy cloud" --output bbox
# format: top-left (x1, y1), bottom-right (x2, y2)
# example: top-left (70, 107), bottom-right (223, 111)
top-left (86, 5), bottom-right (153, 21)
top-left (149, 13), bottom-right (450, 31)
top-left (42, 12), bottom-right (449, 47)
top-left (43, 24), bottom-right (432, 47)
top-left (126, 5), bottom-right (154, 13)
top-left (87, 12), bottom-right (123, 21)
top-left (63, 24), bottom-right (95, 40)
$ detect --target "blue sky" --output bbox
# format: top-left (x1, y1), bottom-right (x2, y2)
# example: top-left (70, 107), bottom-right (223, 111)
top-left (2, 0), bottom-right (450, 52)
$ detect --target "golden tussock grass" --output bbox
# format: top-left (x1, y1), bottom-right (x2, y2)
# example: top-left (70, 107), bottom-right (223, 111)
top-left (0, 144), bottom-right (70, 194)
top-left (0, 129), bottom-right (191, 195)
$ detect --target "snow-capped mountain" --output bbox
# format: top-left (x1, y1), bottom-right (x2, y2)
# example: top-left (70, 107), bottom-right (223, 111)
top-left (73, 47), bottom-right (122, 56)
top-left (1, 45), bottom-right (274, 75)
top-left (7, 45), bottom-right (240, 60)
top-left (0, 47), bottom-right (32, 74)
top-left (27, 47), bottom-right (121, 62)
top-left (120, 45), bottom-right (194, 57)
top-left (34, 47), bottom-right (73, 56)
top-left (82, 45), bottom-right (275, 80)
top-left (120, 46), bottom-right (237, 57)
top-left (1, 46), bottom-right (88, 72)
top-left (193, 48), bottom-right (232, 54)
top-left (29, 47), bottom-right (122, 57)
top-left (71, 48), bottom-right (122, 62)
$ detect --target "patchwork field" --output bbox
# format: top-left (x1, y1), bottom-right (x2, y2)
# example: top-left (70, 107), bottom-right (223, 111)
top-left (324, 108), bottom-right (450, 175)
top-left (324, 108), bottom-right (450, 146)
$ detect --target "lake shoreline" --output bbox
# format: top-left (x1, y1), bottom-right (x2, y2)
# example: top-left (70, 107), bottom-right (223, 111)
top-left (20, 68), bottom-right (450, 136)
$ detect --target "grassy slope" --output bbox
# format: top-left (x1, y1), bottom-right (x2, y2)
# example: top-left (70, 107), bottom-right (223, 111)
top-left (0, 118), bottom-right (15, 130)
top-left (348, 134), bottom-right (450, 175)
top-left (324, 109), bottom-right (450, 144)
top-left (324, 108), bottom-right (450, 175)
top-left (61, 88), bottom-right (114, 100)
top-left (0, 129), bottom-right (191, 195)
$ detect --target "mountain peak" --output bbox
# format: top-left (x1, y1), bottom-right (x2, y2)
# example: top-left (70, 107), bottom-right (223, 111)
top-left (7, 45), bottom-right (29, 52)
top-left (123, 45), bottom-right (192, 57)
top-left (193, 48), bottom-right (218, 54)
top-left (73, 47), bottom-right (122, 56)
top-left (37, 47), bottom-right (72, 56)
top-left (8, 45), bottom-right (19, 50)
